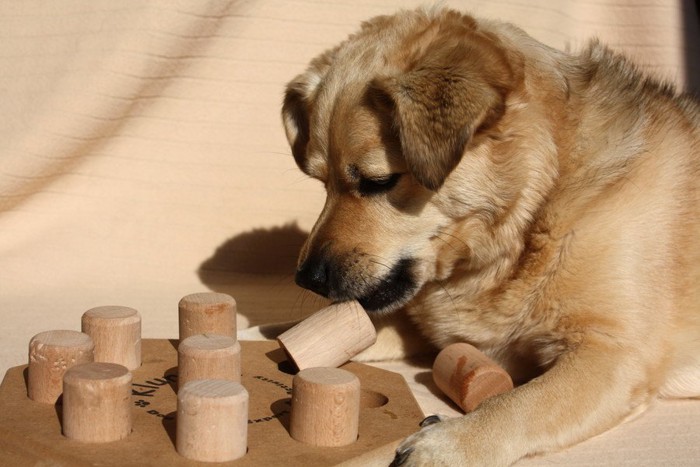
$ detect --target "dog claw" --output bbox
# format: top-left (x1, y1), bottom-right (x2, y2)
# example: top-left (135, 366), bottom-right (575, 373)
top-left (419, 414), bottom-right (442, 427)
top-left (390, 447), bottom-right (413, 466)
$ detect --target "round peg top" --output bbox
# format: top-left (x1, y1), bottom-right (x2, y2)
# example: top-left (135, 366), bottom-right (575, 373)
top-left (82, 305), bottom-right (140, 322)
top-left (63, 361), bottom-right (131, 385)
top-left (179, 378), bottom-right (248, 401)
top-left (295, 366), bottom-right (359, 386)
top-left (179, 333), bottom-right (238, 352)
top-left (29, 329), bottom-right (93, 350)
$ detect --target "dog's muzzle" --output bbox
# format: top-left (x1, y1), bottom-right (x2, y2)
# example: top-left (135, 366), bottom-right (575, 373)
top-left (295, 254), bottom-right (332, 298)
top-left (295, 255), bottom-right (417, 312)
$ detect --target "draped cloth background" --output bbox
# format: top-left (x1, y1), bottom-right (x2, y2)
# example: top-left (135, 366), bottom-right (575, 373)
top-left (1, 1), bottom-right (698, 464)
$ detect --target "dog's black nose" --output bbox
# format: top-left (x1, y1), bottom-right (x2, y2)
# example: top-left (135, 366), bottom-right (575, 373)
top-left (295, 255), bottom-right (330, 297)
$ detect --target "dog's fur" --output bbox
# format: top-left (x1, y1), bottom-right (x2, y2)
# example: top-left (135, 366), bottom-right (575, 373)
top-left (281, 8), bottom-right (700, 466)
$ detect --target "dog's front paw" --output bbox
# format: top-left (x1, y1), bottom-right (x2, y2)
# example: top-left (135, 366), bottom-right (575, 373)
top-left (391, 414), bottom-right (510, 467)
top-left (391, 415), bottom-right (464, 467)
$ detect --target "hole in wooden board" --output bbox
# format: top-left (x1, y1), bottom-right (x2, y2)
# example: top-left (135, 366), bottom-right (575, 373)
top-left (360, 388), bottom-right (388, 408)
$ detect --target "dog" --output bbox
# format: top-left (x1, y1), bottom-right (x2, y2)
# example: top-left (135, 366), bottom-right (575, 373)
top-left (281, 7), bottom-right (700, 466)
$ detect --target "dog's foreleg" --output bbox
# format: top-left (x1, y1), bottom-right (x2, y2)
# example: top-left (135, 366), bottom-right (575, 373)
top-left (392, 337), bottom-right (657, 466)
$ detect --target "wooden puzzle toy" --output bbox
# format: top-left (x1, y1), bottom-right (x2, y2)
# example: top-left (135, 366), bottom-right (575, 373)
top-left (0, 293), bottom-right (424, 466)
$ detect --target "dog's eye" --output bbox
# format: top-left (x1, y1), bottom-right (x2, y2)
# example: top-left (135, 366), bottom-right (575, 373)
top-left (358, 173), bottom-right (401, 196)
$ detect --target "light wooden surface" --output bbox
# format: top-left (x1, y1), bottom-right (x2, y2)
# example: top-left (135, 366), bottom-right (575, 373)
top-left (178, 293), bottom-right (237, 340)
top-left (177, 333), bottom-right (241, 389)
top-left (290, 367), bottom-right (361, 447)
top-left (277, 301), bottom-right (377, 370)
top-left (27, 330), bottom-right (94, 404)
top-left (176, 379), bottom-right (248, 462)
top-left (62, 362), bottom-right (133, 443)
top-left (81, 306), bottom-right (142, 370)
top-left (432, 342), bottom-right (513, 412)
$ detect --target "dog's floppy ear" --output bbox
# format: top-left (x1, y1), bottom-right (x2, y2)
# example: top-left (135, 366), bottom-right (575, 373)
top-left (282, 78), bottom-right (312, 172)
top-left (370, 39), bottom-right (515, 191)
top-left (282, 47), bottom-right (338, 174)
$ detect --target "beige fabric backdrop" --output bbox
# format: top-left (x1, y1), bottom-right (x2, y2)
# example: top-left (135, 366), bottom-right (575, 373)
top-left (1, 1), bottom-right (698, 464)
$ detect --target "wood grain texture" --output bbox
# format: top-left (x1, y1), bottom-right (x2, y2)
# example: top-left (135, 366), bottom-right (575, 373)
top-left (432, 342), bottom-right (513, 412)
top-left (178, 293), bottom-right (237, 340)
top-left (27, 330), bottom-right (94, 404)
top-left (290, 367), bottom-right (361, 447)
top-left (176, 379), bottom-right (248, 462)
top-left (62, 362), bottom-right (132, 443)
top-left (177, 333), bottom-right (241, 388)
top-left (82, 306), bottom-right (141, 370)
top-left (277, 301), bottom-right (376, 370)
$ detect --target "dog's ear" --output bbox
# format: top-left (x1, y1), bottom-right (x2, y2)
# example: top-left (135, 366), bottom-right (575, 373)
top-left (370, 38), bottom-right (516, 191)
top-left (282, 78), bottom-right (312, 173)
top-left (282, 48), bottom-right (338, 174)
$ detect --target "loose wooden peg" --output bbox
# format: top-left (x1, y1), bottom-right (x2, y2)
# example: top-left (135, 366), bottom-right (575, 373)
top-left (178, 334), bottom-right (241, 389)
top-left (81, 306), bottom-right (142, 370)
top-left (290, 367), bottom-right (361, 447)
top-left (177, 379), bottom-right (248, 462)
top-left (277, 301), bottom-right (376, 370)
top-left (62, 362), bottom-right (133, 442)
top-left (27, 330), bottom-right (94, 403)
top-left (178, 293), bottom-right (237, 340)
top-left (432, 342), bottom-right (513, 412)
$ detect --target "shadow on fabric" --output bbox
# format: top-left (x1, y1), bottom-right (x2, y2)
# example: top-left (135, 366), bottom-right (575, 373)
top-left (197, 223), bottom-right (326, 327)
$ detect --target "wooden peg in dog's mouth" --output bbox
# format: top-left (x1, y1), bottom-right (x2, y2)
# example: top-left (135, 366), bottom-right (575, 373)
top-left (276, 301), bottom-right (377, 371)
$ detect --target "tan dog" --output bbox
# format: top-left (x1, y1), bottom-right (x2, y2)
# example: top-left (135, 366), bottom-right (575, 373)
top-left (281, 7), bottom-right (700, 466)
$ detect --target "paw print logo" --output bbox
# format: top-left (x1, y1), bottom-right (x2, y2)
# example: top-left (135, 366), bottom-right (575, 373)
top-left (134, 400), bottom-right (150, 408)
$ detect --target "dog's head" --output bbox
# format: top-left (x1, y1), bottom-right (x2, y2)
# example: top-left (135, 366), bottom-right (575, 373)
top-left (282, 9), bottom-right (529, 313)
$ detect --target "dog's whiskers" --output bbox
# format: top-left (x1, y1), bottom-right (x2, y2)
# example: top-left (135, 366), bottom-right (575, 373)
top-left (435, 230), bottom-right (470, 253)
top-left (368, 258), bottom-right (392, 271)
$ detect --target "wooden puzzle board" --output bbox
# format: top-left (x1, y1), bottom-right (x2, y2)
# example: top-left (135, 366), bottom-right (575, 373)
top-left (0, 339), bottom-right (423, 466)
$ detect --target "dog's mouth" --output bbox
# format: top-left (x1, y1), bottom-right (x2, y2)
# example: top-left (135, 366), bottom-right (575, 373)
top-left (356, 258), bottom-right (417, 313)
top-left (295, 255), bottom-right (418, 314)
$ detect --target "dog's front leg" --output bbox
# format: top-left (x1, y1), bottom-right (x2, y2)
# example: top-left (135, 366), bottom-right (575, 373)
top-left (392, 337), bottom-right (656, 466)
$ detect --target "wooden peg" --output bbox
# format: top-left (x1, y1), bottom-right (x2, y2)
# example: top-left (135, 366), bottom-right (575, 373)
top-left (432, 342), bottom-right (513, 412)
top-left (277, 301), bottom-right (376, 370)
top-left (81, 306), bottom-right (142, 370)
top-left (178, 292), bottom-right (237, 340)
top-left (176, 379), bottom-right (248, 462)
top-left (177, 334), bottom-right (241, 389)
top-left (27, 330), bottom-right (94, 404)
top-left (290, 367), bottom-right (361, 447)
top-left (62, 362), bottom-right (133, 443)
